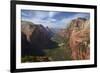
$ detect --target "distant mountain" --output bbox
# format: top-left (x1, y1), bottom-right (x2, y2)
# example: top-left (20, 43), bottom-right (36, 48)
top-left (50, 28), bottom-right (62, 33)
top-left (21, 21), bottom-right (58, 57)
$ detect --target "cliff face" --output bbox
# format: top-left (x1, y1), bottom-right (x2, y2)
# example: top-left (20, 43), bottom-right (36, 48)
top-left (21, 17), bottom-right (90, 62)
top-left (21, 21), bottom-right (58, 57)
top-left (66, 18), bottom-right (90, 60)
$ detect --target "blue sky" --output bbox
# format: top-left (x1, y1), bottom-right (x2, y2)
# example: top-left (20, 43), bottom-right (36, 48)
top-left (21, 10), bottom-right (90, 28)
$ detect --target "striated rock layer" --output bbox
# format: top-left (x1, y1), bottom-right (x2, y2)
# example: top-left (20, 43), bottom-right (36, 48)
top-left (66, 18), bottom-right (90, 60)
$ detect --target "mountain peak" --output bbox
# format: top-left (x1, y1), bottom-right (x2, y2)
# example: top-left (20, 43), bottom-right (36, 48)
top-left (77, 17), bottom-right (87, 21)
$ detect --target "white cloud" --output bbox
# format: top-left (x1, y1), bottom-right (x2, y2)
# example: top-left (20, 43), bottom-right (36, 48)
top-left (22, 13), bottom-right (87, 28)
top-left (22, 10), bottom-right (89, 29)
top-left (21, 11), bottom-right (32, 18)
top-left (34, 11), bottom-right (48, 19)
top-left (49, 12), bottom-right (59, 18)
top-left (50, 18), bottom-right (57, 22)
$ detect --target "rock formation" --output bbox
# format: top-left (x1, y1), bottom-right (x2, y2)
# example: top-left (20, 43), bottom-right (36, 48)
top-left (21, 21), bottom-right (58, 58)
top-left (66, 18), bottom-right (90, 60)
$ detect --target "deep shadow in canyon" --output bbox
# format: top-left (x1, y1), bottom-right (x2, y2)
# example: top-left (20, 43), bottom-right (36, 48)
top-left (21, 22), bottom-right (58, 58)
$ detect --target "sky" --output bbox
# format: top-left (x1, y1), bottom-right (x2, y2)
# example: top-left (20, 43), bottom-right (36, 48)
top-left (21, 10), bottom-right (90, 28)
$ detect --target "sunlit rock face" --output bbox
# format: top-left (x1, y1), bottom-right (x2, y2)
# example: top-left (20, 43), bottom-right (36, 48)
top-left (21, 21), bottom-right (35, 42)
top-left (66, 18), bottom-right (90, 60)
top-left (21, 21), bottom-right (58, 57)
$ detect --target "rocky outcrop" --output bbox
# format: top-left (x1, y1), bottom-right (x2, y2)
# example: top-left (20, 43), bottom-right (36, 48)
top-left (66, 18), bottom-right (90, 60)
top-left (21, 21), bottom-right (58, 57)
